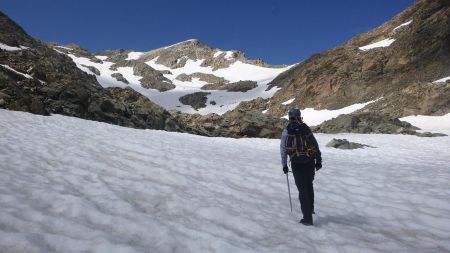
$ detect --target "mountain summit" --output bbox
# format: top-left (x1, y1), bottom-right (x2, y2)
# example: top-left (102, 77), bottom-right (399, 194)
top-left (50, 38), bottom-right (291, 115)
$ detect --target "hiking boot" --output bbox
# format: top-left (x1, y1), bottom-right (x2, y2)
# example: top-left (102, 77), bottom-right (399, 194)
top-left (299, 219), bottom-right (313, 226)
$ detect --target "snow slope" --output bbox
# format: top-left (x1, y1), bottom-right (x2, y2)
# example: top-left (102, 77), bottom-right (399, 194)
top-left (1, 109), bottom-right (449, 253)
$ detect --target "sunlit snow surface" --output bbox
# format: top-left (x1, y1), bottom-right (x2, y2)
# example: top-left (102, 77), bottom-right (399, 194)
top-left (1, 109), bottom-right (450, 253)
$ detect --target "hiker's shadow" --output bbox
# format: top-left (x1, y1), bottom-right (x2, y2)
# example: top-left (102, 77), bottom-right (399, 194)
top-left (315, 213), bottom-right (370, 227)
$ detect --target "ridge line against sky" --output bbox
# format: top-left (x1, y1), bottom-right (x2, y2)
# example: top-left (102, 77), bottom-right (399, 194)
top-left (1, 0), bottom-right (415, 64)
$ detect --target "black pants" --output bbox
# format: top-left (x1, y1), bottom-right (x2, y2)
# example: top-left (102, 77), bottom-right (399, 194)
top-left (291, 160), bottom-right (315, 222)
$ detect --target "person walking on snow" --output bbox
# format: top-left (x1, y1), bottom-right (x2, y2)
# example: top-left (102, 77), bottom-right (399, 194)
top-left (280, 108), bottom-right (322, 226)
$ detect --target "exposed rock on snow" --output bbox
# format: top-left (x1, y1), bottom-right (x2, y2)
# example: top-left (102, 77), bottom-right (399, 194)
top-left (326, 138), bottom-right (374, 149)
top-left (111, 72), bottom-right (129, 84)
top-left (179, 92), bottom-right (211, 110)
top-left (201, 80), bottom-right (257, 92)
top-left (80, 64), bottom-right (100, 75)
top-left (176, 72), bottom-right (228, 84)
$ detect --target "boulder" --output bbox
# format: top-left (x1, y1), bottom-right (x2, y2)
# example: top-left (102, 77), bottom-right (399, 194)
top-left (326, 138), bottom-right (374, 149)
top-left (179, 92), bottom-right (211, 110)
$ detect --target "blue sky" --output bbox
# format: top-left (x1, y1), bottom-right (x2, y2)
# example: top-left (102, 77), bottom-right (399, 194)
top-left (1, 0), bottom-right (415, 64)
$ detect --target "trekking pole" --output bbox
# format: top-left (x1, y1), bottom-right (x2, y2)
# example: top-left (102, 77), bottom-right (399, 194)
top-left (286, 172), bottom-right (293, 212)
top-left (286, 157), bottom-right (293, 212)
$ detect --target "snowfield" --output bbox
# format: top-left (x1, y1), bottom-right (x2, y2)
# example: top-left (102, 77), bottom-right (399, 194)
top-left (1, 109), bottom-right (450, 253)
top-left (63, 48), bottom-right (290, 115)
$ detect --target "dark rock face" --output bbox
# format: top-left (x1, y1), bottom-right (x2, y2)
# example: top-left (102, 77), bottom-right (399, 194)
top-left (0, 11), bottom-right (180, 132)
top-left (326, 139), bottom-right (374, 149)
top-left (251, 0), bottom-right (450, 133)
top-left (202, 80), bottom-right (257, 92)
top-left (179, 92), bottom-right (211, 110)
top-left (111, 73), bottom-right (129, 84)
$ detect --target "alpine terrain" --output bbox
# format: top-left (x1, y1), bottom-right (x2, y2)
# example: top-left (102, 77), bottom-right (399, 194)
top-left (1, 0), bottom-right (450, 252)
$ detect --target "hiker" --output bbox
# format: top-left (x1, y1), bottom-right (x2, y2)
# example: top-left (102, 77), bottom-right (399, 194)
top-left (280, 108), bottom-right (322, 226)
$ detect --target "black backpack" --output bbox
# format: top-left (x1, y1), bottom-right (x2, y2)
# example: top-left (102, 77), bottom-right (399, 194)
top-left (285, 122), bottom-right (317, 163)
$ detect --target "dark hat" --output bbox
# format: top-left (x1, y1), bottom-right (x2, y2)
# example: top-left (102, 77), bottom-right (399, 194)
top-left (288, 108), bottom-right (301, 119)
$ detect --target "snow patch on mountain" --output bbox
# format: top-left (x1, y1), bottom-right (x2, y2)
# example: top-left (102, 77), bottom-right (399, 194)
top-left (163, 39), bottom-right (197, 50)
top-left (432, 76), bottom-right (450, 83)
top-left (126, 52), bottom-right (144, 60)
top-left (281, 98), bottom-right (295, 105)
top-left (282, 99), bottom-right (379, 126)
top-left (95, 55), bottom-right (108, 61)
top-left (0, 42), bottom-right (28, 51)
top-left (394, 20), bottom-right (413, 31)
top-left (0, 64), bottom-right (32, 79)
top-left (400, 113), bottom-right (450, 135)
top-left (144, 57), bottom-right (291, 114)
top-left (1, 109), bottom-right (449, 253)
top-left (55, 45), bottom-right (73, 51)
top-left (224, 51), bottom-right (234, 59)
top-left (359, 38), bottom-right (396, 51)
top-left (146, 57), bottom-right (289, 84)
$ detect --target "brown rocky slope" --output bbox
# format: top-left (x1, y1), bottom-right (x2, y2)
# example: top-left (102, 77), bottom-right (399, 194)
top-left (251, 0), bottom-right (450, 132)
